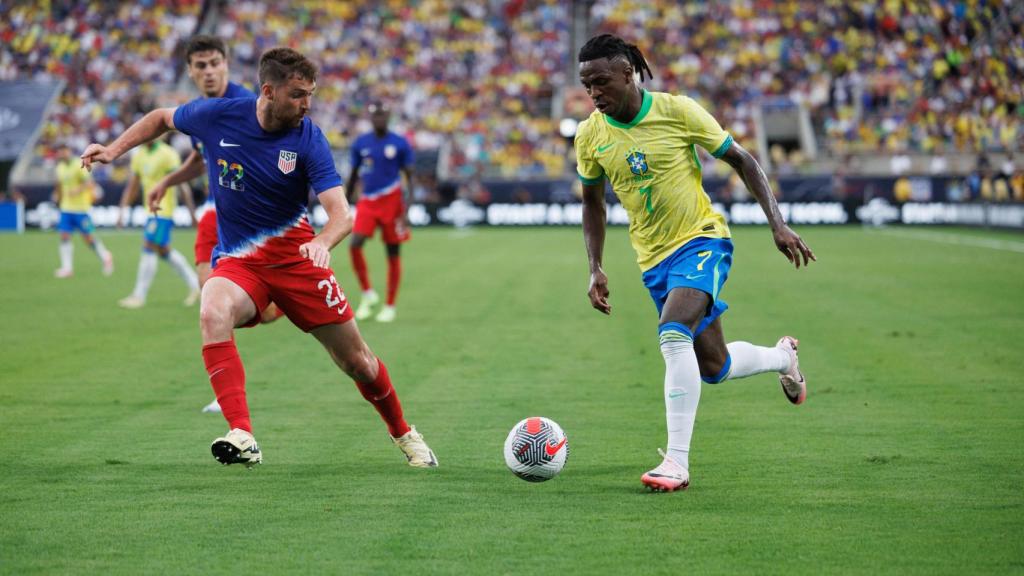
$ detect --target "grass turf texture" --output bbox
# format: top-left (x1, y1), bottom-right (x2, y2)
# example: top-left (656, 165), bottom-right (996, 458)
top-left (1, 226), bottom-right (1022, 574)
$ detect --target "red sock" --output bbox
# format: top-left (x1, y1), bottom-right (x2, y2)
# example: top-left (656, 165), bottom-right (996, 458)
top-left (386, 254), bottom-right (401, 306)
top-left (355, 358), bottom-right (410, 438)
top-left (202, 340), bottom-right (251, 433)
top-left (350, 246), bottom-right (371, 291)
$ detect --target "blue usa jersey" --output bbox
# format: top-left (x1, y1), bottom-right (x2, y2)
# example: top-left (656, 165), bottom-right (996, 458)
top-left (173, 97), bottom-right (342, 266)
top-left (349, 131), bottom-right (413, 200)
top-left (189, 82), bottom-right (257, 207)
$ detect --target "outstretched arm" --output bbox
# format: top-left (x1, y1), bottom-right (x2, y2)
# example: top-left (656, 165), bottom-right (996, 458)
top-left (719, 142), bottom-right (816, 268)
top-left (582, 181), bottom-right (611, 315)
top-left (299, 186), bottom-right (353, 269)
top-left (80, 108), bottom-right (177, 171)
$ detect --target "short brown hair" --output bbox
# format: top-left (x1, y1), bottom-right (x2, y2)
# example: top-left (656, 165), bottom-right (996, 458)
top-left (184, 35), bottom-right (228, 65)
top-left (258, 47), bottom-right (318, 86)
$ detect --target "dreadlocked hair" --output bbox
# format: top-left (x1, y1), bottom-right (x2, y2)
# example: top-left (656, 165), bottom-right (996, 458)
top-left (578, 33), bottom-right (654, 82)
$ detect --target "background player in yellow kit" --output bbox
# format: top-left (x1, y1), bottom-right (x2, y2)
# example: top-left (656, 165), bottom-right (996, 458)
top-left (116, 137), bottom-right (199, 308)
top-left (52, 145), bottom-right (113, 278)
top-left (574, 34), bottom-right (816, 492)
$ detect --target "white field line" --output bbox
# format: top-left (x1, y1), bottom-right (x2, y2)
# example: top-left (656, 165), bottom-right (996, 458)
top-left (870, 228), bottom-right (1024, 254)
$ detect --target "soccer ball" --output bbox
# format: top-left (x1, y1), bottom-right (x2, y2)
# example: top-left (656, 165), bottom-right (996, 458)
top-left (503, 417), bottom-right (568, 482)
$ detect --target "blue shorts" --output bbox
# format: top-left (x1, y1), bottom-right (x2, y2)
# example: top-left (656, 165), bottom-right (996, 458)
top-left (57, 212), bottom-right (94, 235)
top-left (642, 237), bottom-right (733, 337)
top-left (143, 216), bottom-right (174, 248)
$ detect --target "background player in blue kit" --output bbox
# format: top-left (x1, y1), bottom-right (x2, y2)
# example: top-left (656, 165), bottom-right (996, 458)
top-left (346, 101), bottom-right (415, 323)
top-left (80, 47), bottom-right (437, 469)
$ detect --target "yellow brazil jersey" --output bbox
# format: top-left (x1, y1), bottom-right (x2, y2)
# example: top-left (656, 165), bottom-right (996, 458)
top-left (56, 159), bottom-right (96, 213)
top-left (575, 90), bottom-right (733, 271)
top-left (130, 141), bottom-right (182, 218)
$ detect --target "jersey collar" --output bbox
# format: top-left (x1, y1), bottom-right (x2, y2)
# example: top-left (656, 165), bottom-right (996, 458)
top-left (604, 89), bottom-right (652, 130)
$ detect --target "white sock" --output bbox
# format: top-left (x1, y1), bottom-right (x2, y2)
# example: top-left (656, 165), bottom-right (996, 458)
top-left (59, 241), bottom-right (73, 270)
top-left (91, 238), bottom-right (110, 261)
top-left (660, 322), bottom-right (701, 471)
top-left (722, 341), bottom-right (791, 381)
top-left (166, 249), bottom-right (199, 291)
top-left (132, 252), bottom-right (158, 300)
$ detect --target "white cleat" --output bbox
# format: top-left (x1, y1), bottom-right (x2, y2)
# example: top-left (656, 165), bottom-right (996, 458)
top-left (641, 449), bottom-right (690, 492)
top-left (211, 428), bottom-right (262, 468)
top-left (201, 398), bottom-right (222, 413)
top-left (777, 336), bottom-right (807, 405)
top-left (118, 295), bottom-right (145, 309)
top-left (54, 268), bottom-right (73, 278)
top-left (184, 288), bottom-right (201, 307)
top-left (375, 305), bottom-right (396, 323)
top-left (392, 426), bottom-right (438, 468)
top-left (355, 290), bottom-right (379, 321)
top-left (102, 253), bottom-right (114, 277)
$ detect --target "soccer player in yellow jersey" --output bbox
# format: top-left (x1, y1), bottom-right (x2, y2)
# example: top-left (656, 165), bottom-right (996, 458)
top-left (52, 145), bottom-right (113, 278)
top-left (116, 137), bottom-right (200, 308)
top-left (574, 34), bottom-right (816, 492)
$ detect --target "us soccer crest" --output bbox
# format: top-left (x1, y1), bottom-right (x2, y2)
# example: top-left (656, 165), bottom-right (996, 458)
top-left (626, 149), bottom-right (648, 175)
top-left (278, 150), bottom-right (297, 174)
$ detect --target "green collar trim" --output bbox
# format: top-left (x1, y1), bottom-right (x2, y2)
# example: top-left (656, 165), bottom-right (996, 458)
top-left (604, 89), bottom-right (652, 130)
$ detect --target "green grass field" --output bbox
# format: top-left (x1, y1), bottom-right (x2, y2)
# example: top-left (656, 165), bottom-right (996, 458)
top-left (1, 225), bottom-right (1022, 574)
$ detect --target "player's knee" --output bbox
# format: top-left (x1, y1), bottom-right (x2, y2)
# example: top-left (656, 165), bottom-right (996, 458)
top-left (199, 303), bottom-right (233, 337)
top-left (385, 243), bottom-right (400, 258)
top-left (700, 354), bottom-right (732, 384)
top-left (350, 235), bottom-right (365, 249)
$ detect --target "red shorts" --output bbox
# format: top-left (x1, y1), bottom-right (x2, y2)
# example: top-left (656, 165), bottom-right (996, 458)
top-left (353, 193), bottom-right (410, 244)
top-left (194, 209), bottom-right (218, 265)
top-left (211, 257), bottom-right (354, 332)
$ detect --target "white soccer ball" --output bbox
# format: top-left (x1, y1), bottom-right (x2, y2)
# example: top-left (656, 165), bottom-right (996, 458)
top-left (503, 417), bottom-right (569, 482)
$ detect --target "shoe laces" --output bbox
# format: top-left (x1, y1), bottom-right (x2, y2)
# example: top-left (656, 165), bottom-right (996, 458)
top-left (654, 449), bottom-right (684, 476)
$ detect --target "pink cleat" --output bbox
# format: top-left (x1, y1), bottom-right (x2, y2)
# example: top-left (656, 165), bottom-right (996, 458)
top-left (777, 336), bottom-right (807, 405)
top-left (641, 449), bottom-right (689, 492)
top-left (54, 268), bottom-right (73, 278)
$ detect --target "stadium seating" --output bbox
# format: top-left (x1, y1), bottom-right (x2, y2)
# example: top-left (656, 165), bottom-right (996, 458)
top-left (588, 0), bottom-right (1022, 159)
top-left (3, 0), bottom-right (1020, 181)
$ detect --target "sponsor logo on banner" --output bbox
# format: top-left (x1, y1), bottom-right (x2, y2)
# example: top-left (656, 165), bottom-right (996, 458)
top-left (278, 150), bottom-right (297, 174)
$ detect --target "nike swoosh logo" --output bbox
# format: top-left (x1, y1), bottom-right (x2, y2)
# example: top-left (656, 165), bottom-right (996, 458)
top-left (545, 438), bottom-right (567, 457)
top-left (668, 391), bottom-right (687, 398)
top-left (219, 139), bottom-right (240, 147)
top-left (685, 274), bottom-right (705, 280)
top-left (596, 143), bottom-right (614, 153)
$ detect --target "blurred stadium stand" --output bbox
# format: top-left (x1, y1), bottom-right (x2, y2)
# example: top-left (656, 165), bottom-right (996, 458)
top-left (2, 0), bottom-right (1022, 209)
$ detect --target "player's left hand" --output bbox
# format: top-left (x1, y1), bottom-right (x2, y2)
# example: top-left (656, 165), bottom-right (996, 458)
top-left (80, 143), bottom-right (116, 172)
top-left (772, 225), bottom-right (816, 269)
top-left (299, 239), bottom-right (332, 269)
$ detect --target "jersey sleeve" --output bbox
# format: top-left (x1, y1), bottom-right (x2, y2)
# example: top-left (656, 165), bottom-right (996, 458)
top-left (348, 136), bottom-right (362, 174)
top-left (307, 128), bottom-right (343, 194)
top-left (172, 99), bottom-right (219, 140)
top-left (574, 120), bottom-right (604, 184)
top-left (400, 137), bottom-right (414, 169)
top-left (675, 95), bottom-right (733, 158)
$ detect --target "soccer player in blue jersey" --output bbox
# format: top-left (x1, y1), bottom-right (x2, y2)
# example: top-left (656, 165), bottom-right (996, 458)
top-left (146, 35), bottom-right (281, 413)
top-left (346, 101), bottom-right (415, 323)
top-left (574, 35), bottom-right (815, 491)
top-left (81, 47), bottom-right (438, 469)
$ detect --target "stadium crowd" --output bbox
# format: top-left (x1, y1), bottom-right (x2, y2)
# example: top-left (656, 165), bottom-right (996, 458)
top-left (1, 0), bottom-right (201, 179)
top-left (589, 0), bottom-right (1023, 162)
top-left (2, 0), bottom-right (1021, 184)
